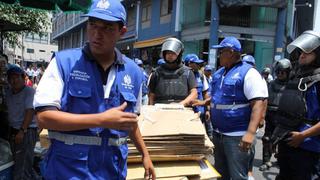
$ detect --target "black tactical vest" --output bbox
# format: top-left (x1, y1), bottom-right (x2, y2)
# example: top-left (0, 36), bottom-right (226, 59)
top-left (267, 79), bottom-right (287, 111)
top-left (276, 78), bottom-right (307, 129)
top-left (154, 65), bottom-right (191, 104)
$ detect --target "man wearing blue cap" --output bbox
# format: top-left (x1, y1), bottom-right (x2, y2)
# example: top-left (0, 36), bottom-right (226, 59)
top-left (6, 65), bottom-right (40, 180)
top-left (210, 37), bottom-right (267, 180)
top-left (186, 54), bottom-right (213, 140)
top-left (33, 0), bottom-right (155, 179)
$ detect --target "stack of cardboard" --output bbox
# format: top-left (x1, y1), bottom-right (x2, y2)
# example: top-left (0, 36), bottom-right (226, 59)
top-left (128, 105), bottom-right (213, 162)
top-left (127, 105), bottom-right (220, 179)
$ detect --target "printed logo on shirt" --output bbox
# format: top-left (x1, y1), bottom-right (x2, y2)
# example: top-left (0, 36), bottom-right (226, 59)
top-left (231, 72), bottom-right (241, 80)
top-left (122, 74), bottom-right (134, 89)
top-left (96, 0), bottom-right (110, 9)
top-left (70, 70), bottom-right (90, 81)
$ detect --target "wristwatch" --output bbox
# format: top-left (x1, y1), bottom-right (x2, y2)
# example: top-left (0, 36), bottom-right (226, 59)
top-left (20, 127), bottom-right (28, 133)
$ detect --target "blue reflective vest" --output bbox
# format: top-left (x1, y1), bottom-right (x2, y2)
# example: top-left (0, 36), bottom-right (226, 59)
top-left (44, 48), bottom-right (142, 179)
top-left (299, 84), bottom-right (320, 152)
top-left (193, 71), bottom-right (205, 115)
top-left (210, 62), bottom-right (252, 133)
top-left (141, 69), bottom-right (149, 96)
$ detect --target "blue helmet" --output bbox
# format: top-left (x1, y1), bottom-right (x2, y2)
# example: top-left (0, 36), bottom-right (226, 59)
top-left (242, 55), bottom-right (255, 66)
top-left (157, 58), bottom-right (165, 65)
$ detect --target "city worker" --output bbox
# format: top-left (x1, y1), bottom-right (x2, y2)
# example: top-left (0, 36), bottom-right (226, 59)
top-left (186, 54), bottom-right (213, 140)
top-left (210, 37), bottom-right (267, 180)
top-left (33, 0), bottom-right (155, 179)
top-left (148, 38), bottom-right (197, 105)
top-left (273, 30), bottom-right (320, 180)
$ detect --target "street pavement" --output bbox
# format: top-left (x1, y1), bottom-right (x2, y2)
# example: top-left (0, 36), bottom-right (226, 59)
top-left (207, 127), bottom-right (279, 180)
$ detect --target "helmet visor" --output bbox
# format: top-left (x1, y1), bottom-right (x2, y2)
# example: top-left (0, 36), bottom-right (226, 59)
top-left (287, 31), bottom-right (320, 54)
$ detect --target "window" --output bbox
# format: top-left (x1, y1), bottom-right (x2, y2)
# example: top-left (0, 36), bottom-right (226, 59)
top-left (39, 50), bottom-right (46, 52)
top-left (141, 0), bottom-right (151, 22)
top-left (160, 0), bottom-right (172, 16)
top-left (27, 48), bottom-right (34, 53)
top-left (40, 33), bottom-right (48, 44)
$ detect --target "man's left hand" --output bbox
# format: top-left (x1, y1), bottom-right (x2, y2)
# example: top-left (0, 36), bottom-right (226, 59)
top-left (287, 131), bottom-right (305, 148)
top-left (239, 132), bottom-right (255, 152)
top-left (15, 131), bottom-right (24, 144)
top-left (143, 156), bottom-right (156, 180)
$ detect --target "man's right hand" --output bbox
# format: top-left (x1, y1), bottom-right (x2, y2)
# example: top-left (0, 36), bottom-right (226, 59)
top-left (99, 102), bottom-right (138, 131)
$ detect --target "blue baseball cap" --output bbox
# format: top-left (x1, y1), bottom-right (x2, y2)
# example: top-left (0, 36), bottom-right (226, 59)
top-left (7, 65), bottom-right (24, 75)
top-left (135, 58), bottom-right (143, 65)
top-left (204, 65), bottom-right (213, 71)
top-left (184, 54), bottom-right (203, 64)
top-left (211, 36), bottom-right (242, 52)
top-left (82, 0), bottom-right (127, 24)
top-left (242, 55), bottom-right (255, 65)
top-left (157, 58), bottom-right (165, 65)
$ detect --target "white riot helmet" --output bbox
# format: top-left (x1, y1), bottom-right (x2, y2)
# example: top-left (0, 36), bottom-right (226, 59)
top-left (287, 30), bottom-right (320, 54)
top-left (161, 38), bottom-right (184, 56)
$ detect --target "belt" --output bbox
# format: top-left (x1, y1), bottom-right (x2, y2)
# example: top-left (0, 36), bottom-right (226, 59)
top-left (48, 131), bottom-right (128, 146)
top-left (211, 103), bottom-right (249, 110)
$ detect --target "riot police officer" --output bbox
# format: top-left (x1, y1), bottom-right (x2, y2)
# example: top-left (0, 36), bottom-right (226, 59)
top-left (259, 58), bottom-right (292, 171)
top-left (148, 38), bottom-right (197, 105)
top-left (274, 30), bottom-right (320, 180)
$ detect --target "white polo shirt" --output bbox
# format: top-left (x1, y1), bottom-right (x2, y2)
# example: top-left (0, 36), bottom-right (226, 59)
top-left (33, 58), bottom-right (142, 112)
top-left (219, 68), bottom-right (269, 136)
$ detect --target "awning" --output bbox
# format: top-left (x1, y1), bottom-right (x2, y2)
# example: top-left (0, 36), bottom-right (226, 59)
top-left (133, 36), bottom-right (169, 49)
top-left (0, 0), bottom-right (92, 12)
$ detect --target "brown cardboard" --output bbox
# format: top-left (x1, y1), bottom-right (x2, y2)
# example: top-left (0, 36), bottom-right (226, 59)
top-left (127, 161), bottom-right (201, 179)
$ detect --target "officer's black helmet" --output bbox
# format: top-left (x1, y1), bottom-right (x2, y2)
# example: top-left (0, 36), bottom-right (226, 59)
top-left (275, 58), bottom-right (292, 73)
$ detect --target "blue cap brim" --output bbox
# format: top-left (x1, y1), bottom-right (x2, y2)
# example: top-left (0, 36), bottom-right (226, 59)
top-left (190, 59), bottom-right (204, 64)
top-left (211, 45), bottom-right (224, 49)
top-left (81, 12), bottom-right (123, 23)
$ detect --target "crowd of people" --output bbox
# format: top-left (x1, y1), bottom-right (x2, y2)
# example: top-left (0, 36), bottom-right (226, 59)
top-left (0, 0), bottom-right (320, 180)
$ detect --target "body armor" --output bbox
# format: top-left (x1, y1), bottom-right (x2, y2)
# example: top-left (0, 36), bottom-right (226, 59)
top-left (154, 65), bottom-right (191, 104)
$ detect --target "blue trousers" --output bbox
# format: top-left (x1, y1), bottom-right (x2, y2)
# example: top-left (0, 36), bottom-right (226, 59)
top-left (10, 128), bottom-right (39, 180)
top-left (212, 131), bottom-right (250, 180)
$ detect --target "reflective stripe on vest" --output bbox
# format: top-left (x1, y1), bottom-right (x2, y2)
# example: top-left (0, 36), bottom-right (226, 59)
top-left (211, 103), bottom-right (250, 110)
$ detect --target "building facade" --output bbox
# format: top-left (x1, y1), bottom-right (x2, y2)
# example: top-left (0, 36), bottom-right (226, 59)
top-left (3, 14), bottom-right (58, 67)
top-left (52, 0), bottom-right (296, 72)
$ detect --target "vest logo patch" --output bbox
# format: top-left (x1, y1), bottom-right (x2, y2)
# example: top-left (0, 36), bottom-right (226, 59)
top-left (96, 0), bottom-right (110, 9)
top-left (70, 70), bottom-right (90, 81)
top-left (231, 72), bottom-right (240, 80)
top-left (122, 74), bottom-right (134, 89)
